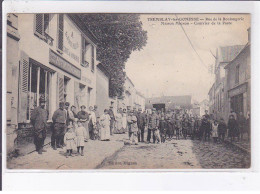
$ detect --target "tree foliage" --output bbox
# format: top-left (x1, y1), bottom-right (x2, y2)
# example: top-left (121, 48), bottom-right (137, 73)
top-left (78, 14), bottom-right (148, 97)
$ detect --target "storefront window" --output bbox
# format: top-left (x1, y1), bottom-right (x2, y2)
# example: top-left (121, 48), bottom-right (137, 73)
top-left (27, 61), bottom-right (51, 120)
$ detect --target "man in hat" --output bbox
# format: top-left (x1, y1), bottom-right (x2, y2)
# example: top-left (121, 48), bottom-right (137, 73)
top-left (30, 97), bottom-right (48, 154)
top-left (136, 108), bottom-right (146, 142)
top-left (108, 106), bottom-right (115, 135)
top-left (127, 110), bottom-right (138, 145)
top-left (52, 102), bottom-right (67, 149)
top-left (147, 108), bottom-right (159, 143)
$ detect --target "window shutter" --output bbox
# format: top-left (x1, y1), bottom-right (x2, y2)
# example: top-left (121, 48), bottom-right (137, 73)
top-left (57, 73), bottom-right (64, 107)
top-left (57, 14), bottom-right (64, 51)
top-left (44, 14), bottom-right (50, 33)
top-left (35, 14), bottom-right (44, 37)
top-left (81, 37), bottom-right (85, 64)
top-left (91, 45), bottom-right (95, 71)
top-left (74, 81), bottom-right (80, 110)
top-left (18, 51), bottom-right (29, 123)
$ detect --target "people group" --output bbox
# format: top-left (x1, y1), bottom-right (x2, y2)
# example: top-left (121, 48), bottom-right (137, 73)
top-left (30, 96), bottom-right (250, 156)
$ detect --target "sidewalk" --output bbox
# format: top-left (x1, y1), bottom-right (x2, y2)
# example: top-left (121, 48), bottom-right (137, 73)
top-left (7, 133), bottom-right (129, 170)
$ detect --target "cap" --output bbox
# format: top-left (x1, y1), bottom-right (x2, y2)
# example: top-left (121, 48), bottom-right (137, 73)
top-left (80, 105), bottom-right (86, 108)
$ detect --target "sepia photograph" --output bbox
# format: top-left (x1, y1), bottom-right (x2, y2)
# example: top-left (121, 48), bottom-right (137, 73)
top-left (5, 12), bottom-right (251, 170)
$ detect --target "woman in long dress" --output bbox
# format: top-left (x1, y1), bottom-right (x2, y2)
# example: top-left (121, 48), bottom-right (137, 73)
top-left (100, 109), bottom-right (111, 141)
top-left (122, 108), bottom-right (127, 133)
top-left (77, 105), bottom-right (90, 141)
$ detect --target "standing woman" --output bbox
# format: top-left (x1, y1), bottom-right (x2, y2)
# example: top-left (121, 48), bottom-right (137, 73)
top-left (100, 109), bottom-right (111, 141)
top-left (115, 109), bottom-right (123, 133)
top-left (77, 105), bottom-right (90, 141)
top-left (122, 109), bottom-right (127, 133)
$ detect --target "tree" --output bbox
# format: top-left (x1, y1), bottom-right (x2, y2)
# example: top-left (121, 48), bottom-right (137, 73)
top-left (78, 14), bottom-right (147, 97)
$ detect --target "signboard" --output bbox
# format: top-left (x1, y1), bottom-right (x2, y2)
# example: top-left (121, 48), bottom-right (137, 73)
top-left (228, 82), bottom-right (247, 97)
top-left (63, 16), bottom-right (81, 63)
top-left (49, 49), bottom-right (81, 79)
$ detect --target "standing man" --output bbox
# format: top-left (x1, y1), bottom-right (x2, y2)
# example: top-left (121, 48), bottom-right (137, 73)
top-left (237, 111), bottom-right (246, 141)
top-left (136, 108), bottom-right (146, 142)
top-left (127, 110), bottom-right (138, 145)
top-left (108, 106), bottom-right (115, 135)
top-left (147, 108), bottom-right (159, 143)
top-left (52, 102), bottom-right (67, 150)
top-left (88, 106), bottom-right (97, 140)
top-left (204, 110), bottom-right (210, 120)
top-left (31, 97), bottom-right (48, 154)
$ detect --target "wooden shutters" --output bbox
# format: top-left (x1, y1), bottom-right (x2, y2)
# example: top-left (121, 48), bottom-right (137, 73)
top-left (81, 36), bottom-right (85, 65)
top-left (57, 14), bottom-right (64, 52)
top-left (35, 14), bottom-right (44, 38)
top-left (74, 81), bottom-right (80, 110)
top-left (91, 45), bottom-right (95, 71)
top-left (57, 73), bottom-right (64, 107)
top-left (18, 51), bottom-right (29, 123)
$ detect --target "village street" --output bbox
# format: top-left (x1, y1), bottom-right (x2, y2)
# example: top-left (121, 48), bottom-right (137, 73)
top-left (7, 132), bottom-right (250, 170)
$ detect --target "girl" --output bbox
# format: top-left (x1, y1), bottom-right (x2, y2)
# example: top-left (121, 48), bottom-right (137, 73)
top-left (212, 120), bottom-right (218, 143)
top-left (100, 109), bottom-right (111, 141)
top-left (75, 120), bottom-right (86, 156)
top-left (64, 124), bottom-right (76, 158)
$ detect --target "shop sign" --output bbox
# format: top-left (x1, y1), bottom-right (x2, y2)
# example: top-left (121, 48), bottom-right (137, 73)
top-left (228, 82), bottom-right (247, 97)
top-left (63, 16), bottom-right (81, 63)
top-left (49, 49), bottom-right (81, 79)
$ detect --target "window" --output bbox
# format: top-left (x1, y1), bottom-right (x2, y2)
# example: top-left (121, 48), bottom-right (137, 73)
top-left (235, 65), bottom-right (240, 84)
top-left (57, 14), bottom-right (64, 52)
top-left (34, 14), bottom-right (50, 38)
top-left (27, 61), bottom-right (52, 120)
top-left (81, 37), bottom-right (95, 71)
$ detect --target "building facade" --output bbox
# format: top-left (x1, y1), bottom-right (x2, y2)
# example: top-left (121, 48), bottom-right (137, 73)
top-left (6, 13), bottom-right (98, 153)
top-left (211, 45), bottom-right (244, 120)
top-left (224, 30), bottom-right (250, 120)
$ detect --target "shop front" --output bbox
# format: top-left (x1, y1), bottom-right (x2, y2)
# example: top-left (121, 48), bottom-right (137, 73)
top-left (228, 82), bottom-right (248, 116)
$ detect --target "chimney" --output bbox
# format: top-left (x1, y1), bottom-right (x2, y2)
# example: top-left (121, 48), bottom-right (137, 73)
top-left (247, 27), bottom-right (251, 43)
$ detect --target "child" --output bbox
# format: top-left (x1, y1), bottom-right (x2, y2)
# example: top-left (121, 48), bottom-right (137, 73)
top-left (159, 116), bottom-right (167, 143)
top-left (212, 120), bottom-right (218, 143)
top-left (75, 120), bottom-right (87, 156)
top-left (154, 127), bottom-right (161, 144)
top-left (64, 124), bottom-right (76, 158)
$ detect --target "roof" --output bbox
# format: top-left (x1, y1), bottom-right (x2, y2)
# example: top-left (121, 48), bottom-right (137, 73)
top-left (218, 45), bottom-right (245, 63)
top-left (224, 43), bottom-right (250, 69)
top-left (136, 90), bottom-right (145, 99)
top-left (126, 76), bottom-right (135, 87)
top-left (146, 95), bottom-right (192, 108)
top-left (67, 14), bottom-right (99, 45)
top-left (97, 63), bottom-right (110, 78)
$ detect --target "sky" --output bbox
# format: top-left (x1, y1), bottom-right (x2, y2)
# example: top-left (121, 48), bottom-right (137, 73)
top-left (125, 14), bottom-right (250, 103)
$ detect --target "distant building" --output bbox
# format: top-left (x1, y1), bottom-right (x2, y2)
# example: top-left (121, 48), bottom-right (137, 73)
top-left (224, 28), bottom-right (250, 121)
top-left (135, 91), bottom-right (146, 111)
top-left (192, 99), bottom-right (209, 117)
top-left (145, 95), bottom-right (192, 111)
top-left (208, 83), bottom-right (215, 116)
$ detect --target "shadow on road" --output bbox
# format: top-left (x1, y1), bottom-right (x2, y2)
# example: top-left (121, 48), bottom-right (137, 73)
top-left (190, 139), bottom-right (250, 169)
